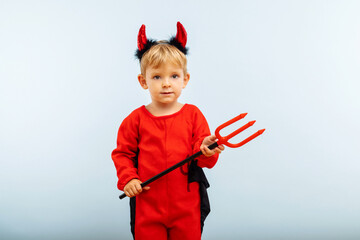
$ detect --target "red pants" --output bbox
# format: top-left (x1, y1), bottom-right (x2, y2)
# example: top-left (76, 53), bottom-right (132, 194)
top-left (135, 211), bottom-right (201, 240)
top-left (133, 170), bottom-right (201, 240)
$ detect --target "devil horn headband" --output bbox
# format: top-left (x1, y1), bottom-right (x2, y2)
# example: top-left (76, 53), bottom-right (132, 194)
top-left (135, 21), bottom-right (188, 61)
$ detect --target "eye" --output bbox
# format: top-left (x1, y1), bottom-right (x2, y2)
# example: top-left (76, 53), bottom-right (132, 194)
top-left (153, 75), bottom-right (161, 80)
top-left (172, 74), bottom-right (179, 79)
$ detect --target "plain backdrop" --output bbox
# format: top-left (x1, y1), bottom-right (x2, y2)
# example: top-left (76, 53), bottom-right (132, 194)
top-left (1, 1), bottom-right (360, 239)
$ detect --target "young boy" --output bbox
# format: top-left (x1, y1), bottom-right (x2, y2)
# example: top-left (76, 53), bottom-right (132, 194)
top-left (111, 22), bottom-right (224, 240)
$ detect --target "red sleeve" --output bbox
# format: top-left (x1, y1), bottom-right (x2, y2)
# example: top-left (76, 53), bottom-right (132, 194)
top-left (111, 112), bottom-right (140, 190)
top-left (191, 106), bottom-right (219, 169)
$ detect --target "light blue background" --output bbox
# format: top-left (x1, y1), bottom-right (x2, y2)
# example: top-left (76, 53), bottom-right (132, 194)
top-left (1, 1), bottom-right (360, 239)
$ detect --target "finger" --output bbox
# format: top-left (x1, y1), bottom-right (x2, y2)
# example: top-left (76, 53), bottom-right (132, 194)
top-left (131, 185), bottom-right (139, 196)
top-left (143, 186), bottom-right (150, 191)
top-left (204, 146), bottom-right (214, 156)
top-left (206, 135), bottom-right (217, 145)
top-left (129, 185), bottom-right (137, 196)
top-left (135, 183), bottom-right (142, 193)
top-left (124, 186), bottom-right (131, 197)
top-left (215, 146), bottom-right (224, 153)
top-left (200, 145), bottom-right (207, 156)
top-left (201, 145), bottom-right (209, 155)
top-left (126, 189), bottom-right (134, 198)
top-left (209, 135), bottom-right (217, 141)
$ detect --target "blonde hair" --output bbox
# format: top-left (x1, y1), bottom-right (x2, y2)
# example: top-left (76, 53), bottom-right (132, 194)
top-left (140, 42), bottom-right (187, 75)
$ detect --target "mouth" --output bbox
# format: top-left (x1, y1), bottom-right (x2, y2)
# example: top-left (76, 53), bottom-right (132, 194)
top-left (161, 92), bottom-right (173, 95)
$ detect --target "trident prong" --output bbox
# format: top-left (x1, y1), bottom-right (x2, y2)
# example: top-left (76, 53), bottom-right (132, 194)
top-left (215, 113), bottom-right (265, 148)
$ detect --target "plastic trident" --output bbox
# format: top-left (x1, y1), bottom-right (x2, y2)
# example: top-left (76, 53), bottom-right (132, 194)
top-left (120, 113), bottom-right (265, 199)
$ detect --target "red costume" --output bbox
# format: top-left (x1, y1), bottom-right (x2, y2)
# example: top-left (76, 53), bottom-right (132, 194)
top-left (112, 104), bottom-right (219, 240)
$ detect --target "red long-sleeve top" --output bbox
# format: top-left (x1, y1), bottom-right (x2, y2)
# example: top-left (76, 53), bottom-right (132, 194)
top-left (111, 104), bottom-right (218, 191)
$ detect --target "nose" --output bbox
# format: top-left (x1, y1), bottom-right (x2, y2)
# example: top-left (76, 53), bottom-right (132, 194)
top-left (162, 78), bottom-right (171, 88)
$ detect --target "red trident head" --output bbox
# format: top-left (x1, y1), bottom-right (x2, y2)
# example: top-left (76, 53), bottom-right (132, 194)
top-left (215, 113), bottom-right (266, 148)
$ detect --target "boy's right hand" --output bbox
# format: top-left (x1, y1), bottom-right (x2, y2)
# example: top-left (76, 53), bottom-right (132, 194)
top-left (124, 179), bottom-right (150, 198)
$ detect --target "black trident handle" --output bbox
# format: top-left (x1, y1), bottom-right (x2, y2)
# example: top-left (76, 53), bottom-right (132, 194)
top-left (119, 142), bottom-right (219, 200)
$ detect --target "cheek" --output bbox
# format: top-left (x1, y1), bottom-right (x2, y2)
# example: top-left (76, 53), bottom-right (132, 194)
top-left (180, 81), bottom-right (187, 89)
top-left (175, 85), bottom-right (184, 94)
top-left (148, 83), bottom-right (162, 94)
top-left (147, 81), bottom-right (158, 89)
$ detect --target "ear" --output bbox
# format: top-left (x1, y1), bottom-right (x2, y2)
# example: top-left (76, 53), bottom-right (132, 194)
top-left (183, 73), bottom-right (190, 89)
top-left (138, 74), bottom-right (148, 89)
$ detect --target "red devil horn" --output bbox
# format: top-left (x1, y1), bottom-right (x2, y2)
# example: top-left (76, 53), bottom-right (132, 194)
top-left (175, 22), bottom-right (187, 48)
top-left (137, 24), bottom-right (148, 51)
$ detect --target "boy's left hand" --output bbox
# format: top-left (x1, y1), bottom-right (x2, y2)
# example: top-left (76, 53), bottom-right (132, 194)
top-left (200, 135), bottom-right (225, 157)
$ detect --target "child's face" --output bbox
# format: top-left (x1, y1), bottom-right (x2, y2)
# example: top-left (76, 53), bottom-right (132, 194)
top-left (138, 62), bottom-right (190, 106)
